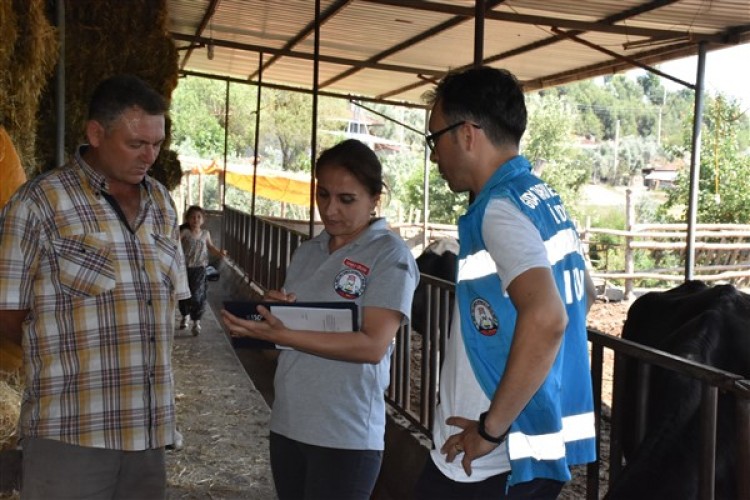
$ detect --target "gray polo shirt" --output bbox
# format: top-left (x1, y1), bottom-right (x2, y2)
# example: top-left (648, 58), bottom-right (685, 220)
top-left (269, 218), bottom-right (418, 450)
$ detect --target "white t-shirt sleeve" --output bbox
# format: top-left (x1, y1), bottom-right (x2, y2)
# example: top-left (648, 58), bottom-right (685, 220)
top-left (482, 198), bottom-right (550, 292)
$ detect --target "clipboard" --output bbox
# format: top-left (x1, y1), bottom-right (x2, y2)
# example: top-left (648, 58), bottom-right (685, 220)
top-left (224, 300), bottom-right (359, 350)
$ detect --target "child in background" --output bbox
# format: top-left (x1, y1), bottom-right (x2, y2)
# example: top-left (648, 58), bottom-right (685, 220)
top-left (179, 205), bottom-right (228, 335)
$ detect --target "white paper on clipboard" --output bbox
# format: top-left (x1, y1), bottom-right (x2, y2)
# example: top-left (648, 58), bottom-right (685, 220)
top-left (224, 301), bottom-right (359, 350)
top-left (269, 305), bottom-right (354, 332)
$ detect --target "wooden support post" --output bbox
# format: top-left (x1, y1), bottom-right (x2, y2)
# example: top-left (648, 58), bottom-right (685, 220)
top-left (624, 189), bottom-right (635, 300)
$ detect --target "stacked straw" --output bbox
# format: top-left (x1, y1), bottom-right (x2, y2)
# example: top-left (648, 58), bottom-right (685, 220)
top-left (33, 0), bottom-right (182, 188)
top-left (0, 0), bottom-right (58, 176)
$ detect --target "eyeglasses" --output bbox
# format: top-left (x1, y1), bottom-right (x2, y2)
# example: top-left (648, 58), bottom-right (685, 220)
top-left (425, 121), bottom-right (481, 151)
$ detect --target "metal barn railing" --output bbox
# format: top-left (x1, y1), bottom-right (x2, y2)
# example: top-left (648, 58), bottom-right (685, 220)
top-left (223, 207), bottom-right (305, 292)
top-left (221, 206), bottom-right (750, 500)
top-left (588, 330), bottom-right (750, 500)
top-left (387, 274), bottom-right (454, 436)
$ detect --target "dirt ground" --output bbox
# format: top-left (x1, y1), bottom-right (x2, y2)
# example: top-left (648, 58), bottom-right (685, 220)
top-left (165, 303), bottom-right (276, 500)
top-left (586, 300), bottom-right (631, 339)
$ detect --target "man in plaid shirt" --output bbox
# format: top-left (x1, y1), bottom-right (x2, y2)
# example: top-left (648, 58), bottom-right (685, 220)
top-left (0, 75), bottom-right (190, 499)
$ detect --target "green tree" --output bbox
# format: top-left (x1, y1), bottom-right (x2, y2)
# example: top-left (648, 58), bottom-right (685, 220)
top-left (261, 92), bottom-right (348, 171)
top-left (263, 91), bottom-right (313, 171)
top-left (403, 166), bottom-right (468, 224)
top-left (660, 88), bottom-right (695, 150)
top-left (524, 93), bottom-right (589, 218)
top-left (658, 94), bottom-right (750, 223)
top-left (226, 84), bottom-right (260, 157)
top-left (524, 93), bottom-right (576, 161)
top-left (603, 75), bottom-right (648, 138)
top-left (171, 77), bottom-right (227, 157)
top-left (171, 78), bottom-right (349, 170)
top-left (552, 80), bottom-right (608, 139)
top-left (637, 72), bottom-right (666, 105)
top-left (170, 78), bottom-right (262, 160)
top-left (380, 149), bottom-right (425, 218)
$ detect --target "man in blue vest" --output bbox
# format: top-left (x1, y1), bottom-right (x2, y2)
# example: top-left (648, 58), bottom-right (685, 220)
top-left (414, 66), bottom-right (597, 499)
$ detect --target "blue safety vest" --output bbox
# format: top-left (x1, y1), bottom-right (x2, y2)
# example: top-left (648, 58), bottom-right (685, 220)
top-left (456, 155), bottom-right (596, 486)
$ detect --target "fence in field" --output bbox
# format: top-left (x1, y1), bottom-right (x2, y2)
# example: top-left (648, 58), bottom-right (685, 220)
top-left (388, 218), bottom-right (750, 302)
top-left (580, 190), bottom-right (750, 299)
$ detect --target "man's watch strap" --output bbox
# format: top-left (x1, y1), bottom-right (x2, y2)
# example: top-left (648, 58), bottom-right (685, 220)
top-left (478, 411), bottom-right (510, 444)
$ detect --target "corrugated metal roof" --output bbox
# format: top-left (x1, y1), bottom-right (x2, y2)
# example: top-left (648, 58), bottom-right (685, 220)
top-left (167, 0), bottom-right (750, 105)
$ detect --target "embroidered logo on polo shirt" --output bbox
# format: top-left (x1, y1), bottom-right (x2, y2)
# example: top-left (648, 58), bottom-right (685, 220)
top-left (334, 269), bottom-right (366, 299)
top-left (343, 258), bottom-right (370, 275)
top-left (471, 298), bottom-right (498, 336)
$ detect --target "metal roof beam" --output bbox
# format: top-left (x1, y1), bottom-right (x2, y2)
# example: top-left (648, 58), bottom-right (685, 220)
top-left (552, 27), bottom-right (695, 89)
top-left (377, 0), bottom-right (682, 100)
top-left (320, 0), bottom-right (506, 89)
top-left (522, 41), bottom-right (697, 91)
top-left (170, 32), bottom-right (444, 78)
top-left (178, 69), bottom-right (427, 108)
top-left (179, 0), bottom-right (221, 71)
top-left (364, 0), bottom-right (694, 40)
top-left (247, 0), bottom-right (352, 81)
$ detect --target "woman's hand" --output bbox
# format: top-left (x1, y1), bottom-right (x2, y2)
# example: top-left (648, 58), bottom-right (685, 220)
top-left (221, 305), bottom-right (286, 341)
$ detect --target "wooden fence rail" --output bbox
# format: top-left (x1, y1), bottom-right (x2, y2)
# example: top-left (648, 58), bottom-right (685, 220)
top-left (581, 217), bottom-right (750, 298)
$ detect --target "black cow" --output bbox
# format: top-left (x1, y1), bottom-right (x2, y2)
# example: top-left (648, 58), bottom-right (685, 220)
top-left (411, 238), bottom-right (458, 336)
top-left (606, 280), bottom-right (750, 500)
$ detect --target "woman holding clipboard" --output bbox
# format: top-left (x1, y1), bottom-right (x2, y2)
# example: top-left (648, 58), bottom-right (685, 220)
top-left (222, 139), bottom-right (419, 500)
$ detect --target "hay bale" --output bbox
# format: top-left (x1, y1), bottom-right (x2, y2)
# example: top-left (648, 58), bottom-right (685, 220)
top-left (0, 0), bottom-right (180, 180)
top-left (0, 0), bottom-right (58, 175)
top-left (152, 148), bottom-right (183, 191)
top-left (36, 0), bottom-right (180, 181)
top-left (0, 376), bottom-right (21, 452)
top-left (0, 2), bottom-right (18, 89)
top-left (0, 338), bottom-right (23, 456)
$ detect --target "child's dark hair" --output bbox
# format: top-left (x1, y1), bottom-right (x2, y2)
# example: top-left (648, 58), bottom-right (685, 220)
top-left (181, 206), bottom-right (205, 230)
top-left (185, 205), bottom-right (205, 220)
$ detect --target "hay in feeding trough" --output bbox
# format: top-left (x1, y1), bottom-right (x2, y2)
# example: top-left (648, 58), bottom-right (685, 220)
top-left (0, 336), bottom-right (24, 455)
top-left (0, 376), bottom-right (22, 453)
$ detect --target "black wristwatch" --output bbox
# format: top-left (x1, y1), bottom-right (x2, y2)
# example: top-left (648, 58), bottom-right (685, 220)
top-left (478, 411), bottom-right (510, 444)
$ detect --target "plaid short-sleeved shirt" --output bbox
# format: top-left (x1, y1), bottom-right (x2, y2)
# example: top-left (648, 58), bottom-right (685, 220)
top-left (0, 147), bottom-right (190, 451)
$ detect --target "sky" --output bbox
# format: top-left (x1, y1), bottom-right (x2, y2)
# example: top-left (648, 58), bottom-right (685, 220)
top-left (629, 43), bottom-right (750, 110)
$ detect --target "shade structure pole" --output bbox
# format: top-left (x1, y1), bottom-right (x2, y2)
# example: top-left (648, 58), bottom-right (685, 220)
top-left (684, 41), bottom-right (707, 281)
top-left (474, 0), bottom-right (484, 66)
top-left (308, 0), bottom-right (321, 238)
top-left (251, 52), bottom-right (263, 219)
top-left (422, 108), bottom-right (430, 250)
top-left (221, 79), bottom-right (229, 208)
top-left (467, 0), bottom-right (486, 206)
